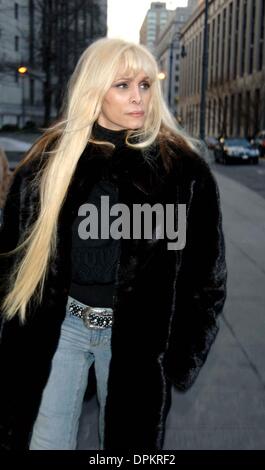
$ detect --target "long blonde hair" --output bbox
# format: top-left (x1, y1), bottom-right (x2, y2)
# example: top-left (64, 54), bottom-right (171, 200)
top-left (1, 37), bottom-right (200, 322)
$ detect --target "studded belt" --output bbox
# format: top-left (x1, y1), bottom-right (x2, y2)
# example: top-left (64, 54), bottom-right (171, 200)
top-left (69, 299), bottom-right (113, 329)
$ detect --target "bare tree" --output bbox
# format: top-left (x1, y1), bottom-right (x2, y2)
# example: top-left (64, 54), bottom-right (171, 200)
top-left (32, 0), bottom-right (102, 126)
top-left (0, 0), bottom-right (104, 127)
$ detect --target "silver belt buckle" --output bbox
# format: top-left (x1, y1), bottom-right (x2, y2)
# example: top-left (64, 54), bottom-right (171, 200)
top-left (83, 306), bottom-right (95, 329)
top-left (82, 306), bottom-right (112, 329)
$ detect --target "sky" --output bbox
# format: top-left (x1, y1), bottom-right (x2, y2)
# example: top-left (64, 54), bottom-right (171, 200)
top-left (107, 0), bottom-right (188, 43)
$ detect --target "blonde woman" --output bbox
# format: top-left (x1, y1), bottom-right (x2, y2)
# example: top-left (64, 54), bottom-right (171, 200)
top-left (0, 38), bottom-right (227, 451)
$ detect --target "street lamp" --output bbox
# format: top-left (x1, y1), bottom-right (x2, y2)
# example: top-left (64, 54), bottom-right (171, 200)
top-left (18, 66), bottom-right (28, 75)
top-left (17, 65), bottom-right (28, 128)
top-left (158, 72), bottom-right (166, 80)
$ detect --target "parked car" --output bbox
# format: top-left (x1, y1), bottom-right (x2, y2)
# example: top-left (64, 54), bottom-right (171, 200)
top-left (253, 130), bottom-right (265, 157)
top-left (205, 136), bottom-right (219, 150)
top-left (214, 137), bottom-right (260, 164)
top-left (0, 137), bottom-right (31, 170)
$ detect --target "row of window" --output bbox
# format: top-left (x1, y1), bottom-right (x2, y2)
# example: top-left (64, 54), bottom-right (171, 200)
top-left (182, 88), bottom-right (264, 137)
top-left (182, 0), bottom-right (265, 97)
top-left (209, 0), bottom-right (264, 83)
top-left (181, 32), bottom-right (203, 97)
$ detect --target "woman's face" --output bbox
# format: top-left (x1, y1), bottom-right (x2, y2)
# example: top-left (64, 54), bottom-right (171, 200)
top-left (97, 70), bottom-right (152, 131)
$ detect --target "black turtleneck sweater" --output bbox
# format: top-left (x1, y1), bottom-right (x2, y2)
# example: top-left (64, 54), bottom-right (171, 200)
top-left (69, 122), bottom-right (126, 307)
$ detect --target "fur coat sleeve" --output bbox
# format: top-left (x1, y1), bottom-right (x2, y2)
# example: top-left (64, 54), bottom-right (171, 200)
top-left (0, 169), bottom-right (24, 337)
top-left (164, 160), bottom-right (227, 391)
top-left (0, 148), bottom-right (12, 210)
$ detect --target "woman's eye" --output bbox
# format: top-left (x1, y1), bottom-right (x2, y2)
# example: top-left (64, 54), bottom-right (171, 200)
top-left (114, 82), bottom-right (150, 89)
top-left (115, 83), bottom-right (128, 89)
top-left (140, 82), bottom-right (151, 89)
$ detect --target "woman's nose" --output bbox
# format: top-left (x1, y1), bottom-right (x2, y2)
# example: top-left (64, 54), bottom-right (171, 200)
top-left (130, 86), bottom-right (142, 104)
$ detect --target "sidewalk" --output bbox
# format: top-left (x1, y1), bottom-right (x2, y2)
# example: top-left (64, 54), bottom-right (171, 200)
top-left (77, 169), bottom-right (265, 450)
top-left (163, 171), bottom-right (265, 450)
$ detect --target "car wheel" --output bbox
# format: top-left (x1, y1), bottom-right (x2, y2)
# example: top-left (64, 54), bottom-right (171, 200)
top-left (253, 158), bottom-right (259, 164)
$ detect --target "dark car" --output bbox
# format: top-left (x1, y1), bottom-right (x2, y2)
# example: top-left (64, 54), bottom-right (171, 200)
top-left (205, 136), bottom-right (219, 150)
top-left (253, 131), bottom-right (265, 157)
top-left (214, 137), bottom-right (260, 164)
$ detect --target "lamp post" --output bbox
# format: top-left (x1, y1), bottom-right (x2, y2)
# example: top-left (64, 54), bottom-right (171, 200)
top-left (168, 36), bottom-right (180, 113)
top-left (199, 0), bottom-right (209, 141)
top-left (17, 65), bottom-right (28, 128)
top-left (158, 71), bottom-right (166, 97)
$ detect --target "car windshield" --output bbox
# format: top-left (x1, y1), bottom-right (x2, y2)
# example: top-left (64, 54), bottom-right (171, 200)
top-left (225, 139), bottom-right (250, 147)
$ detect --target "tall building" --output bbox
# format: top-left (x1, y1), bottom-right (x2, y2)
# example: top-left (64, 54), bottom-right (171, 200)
top-left (0, 0), bottom-right (107, 128)
top-left (156, 0), bottom-right (198, 116)
top-left (179, 0), bottom-right (265, 138)
top-left (0, 0), bottom-right (31, 127)
top-left (140, 2), bottom-right (172, 53)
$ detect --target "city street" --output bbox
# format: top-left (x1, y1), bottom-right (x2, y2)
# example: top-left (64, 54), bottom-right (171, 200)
top-left (212, 158), bottom-right (265, 201)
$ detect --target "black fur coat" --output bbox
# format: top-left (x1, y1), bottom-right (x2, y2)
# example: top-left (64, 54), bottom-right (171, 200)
top-left (0, 139), bottom-right (227, 450)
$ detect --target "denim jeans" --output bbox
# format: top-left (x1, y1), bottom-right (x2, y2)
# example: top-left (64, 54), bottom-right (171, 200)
top-left (29, 296), bottom-right (112, 450)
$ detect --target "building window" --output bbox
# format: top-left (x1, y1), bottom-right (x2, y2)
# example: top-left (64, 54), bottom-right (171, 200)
top-left (249, 0), bottom-right (256, 74)
top-left (221, 8), bottom-right (226, 83)
top-left (194, 35), bottom-right (198, 94)
top-left (14, 2), bottom-right (19, 19)
top-left (224, 96), bottom-right (228, 135)
top-left (254, 89), bottom-right (260, 134)
top-left (241, 0), bottom-right (247, 76)
top-left (218, 98), bottom-right (222, 135)
top-left (233, 0), bottom-right (240, 79)
top-left (237, 93), bottom-right (242, 135)
top-left (198, 32), bottom-right (202, 92)
top-left (230, 94), bottom-right (234, 136)
top-left (244, 91), bottom-right (251, 136)
top-left (210, 19), bottom-right (215, 85)
top-left (213, 99), bottom-right (216, 135)
top-left (208, 100), bottom-right (212, 135)
top-left (258, 0), bottom-right (265, 70)
top-left (15, 35), bottom-right (19, 51)
top-left (215, 14), bottom-right (220, 82)
top-left (227, 2), bottom-right (233, 80)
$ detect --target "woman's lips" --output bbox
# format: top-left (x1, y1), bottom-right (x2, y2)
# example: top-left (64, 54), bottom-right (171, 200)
top-left (128, 111), bottom-right (144, 117)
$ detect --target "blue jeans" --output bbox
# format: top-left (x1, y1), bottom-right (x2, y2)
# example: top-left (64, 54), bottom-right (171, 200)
top-left (29, 296), bottom-right (112, 450)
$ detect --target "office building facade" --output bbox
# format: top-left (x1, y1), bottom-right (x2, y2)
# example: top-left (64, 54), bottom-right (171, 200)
top-left (179, 0), bottom-right (265, 137)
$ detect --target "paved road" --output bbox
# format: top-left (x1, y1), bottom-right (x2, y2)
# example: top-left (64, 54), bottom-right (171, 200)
top-left (211, 155), bottom-right (265, 200)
